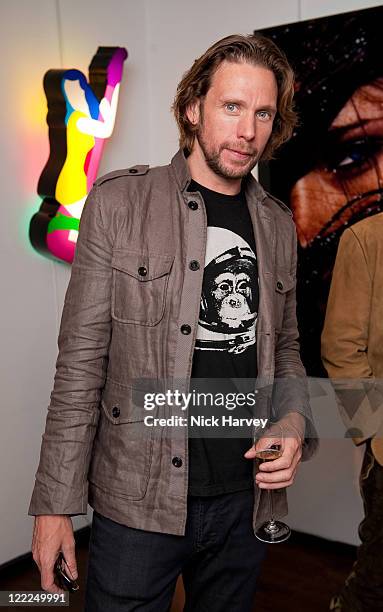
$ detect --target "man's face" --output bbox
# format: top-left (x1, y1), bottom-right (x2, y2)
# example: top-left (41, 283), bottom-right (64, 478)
top-left (187, 60), bottom-right (277, 180)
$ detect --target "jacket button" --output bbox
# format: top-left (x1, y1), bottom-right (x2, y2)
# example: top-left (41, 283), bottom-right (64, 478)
top-left (172, 456), bottom-right (183, 468)
top-left (138, 266), bottom-right (147, 276)
top-left (129, 168), bottom-right (138, 174)
top-left (112, 406), bottom-right (120, 418)
top-left (181, 324), bottom-right (191, 335)
top-left (188, 200), bottom-right (198, 210)
top-left (276, 281), bottom-right (283, 291)
top-left (189, 260), bottom-right (200, 271)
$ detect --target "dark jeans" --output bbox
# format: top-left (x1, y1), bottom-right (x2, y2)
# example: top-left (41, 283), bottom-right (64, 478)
top-left (84, 488), bottom-right (266, 612)
top-left (330, 440), bottom-right (383, 611)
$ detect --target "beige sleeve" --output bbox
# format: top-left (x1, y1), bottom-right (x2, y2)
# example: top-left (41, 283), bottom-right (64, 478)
top-left (321, 227), bottom-right (373, 379)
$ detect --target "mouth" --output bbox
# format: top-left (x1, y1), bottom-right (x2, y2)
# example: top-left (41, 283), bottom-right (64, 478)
top-left (226, 148), bottom-right (254, 160)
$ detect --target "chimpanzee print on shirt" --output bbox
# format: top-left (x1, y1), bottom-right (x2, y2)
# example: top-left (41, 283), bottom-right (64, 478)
top-left (195, 226), bottom-right (257, 355)
top-left (187, 179), bottom-right (259, 496)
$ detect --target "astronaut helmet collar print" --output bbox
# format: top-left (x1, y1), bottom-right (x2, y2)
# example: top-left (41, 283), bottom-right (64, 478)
top-left (196, 227), bottom-right (258, 355)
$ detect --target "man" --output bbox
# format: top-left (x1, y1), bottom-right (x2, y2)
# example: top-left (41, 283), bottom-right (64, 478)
top-left (30, 34), bottom-right (316, 611)
top-left (322, 216), bottom-right (383, 611)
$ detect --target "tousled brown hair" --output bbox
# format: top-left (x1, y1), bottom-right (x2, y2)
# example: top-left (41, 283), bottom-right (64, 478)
top-left (172, 33), bottom-right (298, 160)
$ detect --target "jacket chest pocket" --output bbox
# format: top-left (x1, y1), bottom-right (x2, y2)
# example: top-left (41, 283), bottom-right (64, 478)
top-left (111, 249), bottom-right (174, 326)
top-left (274, 269), bottom-right (295, 331)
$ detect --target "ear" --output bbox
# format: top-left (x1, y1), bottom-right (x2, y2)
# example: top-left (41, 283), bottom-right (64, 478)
top-left (186, 98), bottom-right (201, 126)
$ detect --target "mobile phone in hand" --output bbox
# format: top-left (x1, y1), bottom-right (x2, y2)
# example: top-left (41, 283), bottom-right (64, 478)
top-left (53, 552), bottom-right (79, 592)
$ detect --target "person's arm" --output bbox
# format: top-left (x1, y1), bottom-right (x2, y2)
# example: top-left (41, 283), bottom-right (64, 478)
top-left (272, 221), bottom-right (317, 452)
top-left (321, 227), bottom-right (383, 445)
top-left (322, 227), bottom-right (372, 379)
top-left (29, 184), bottom-right (113, 590)
top-left (245, 221), bottom-right (317, 487)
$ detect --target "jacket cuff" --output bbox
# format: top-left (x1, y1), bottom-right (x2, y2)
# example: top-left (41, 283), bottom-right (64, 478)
top-left (28, 477), bottom-right (88, 516)
top-left (279, 409), bottom-right (319, 461)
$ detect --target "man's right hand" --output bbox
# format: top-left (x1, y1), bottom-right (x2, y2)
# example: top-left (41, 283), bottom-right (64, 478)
top-left (32, 515), bottom-right (78, 594)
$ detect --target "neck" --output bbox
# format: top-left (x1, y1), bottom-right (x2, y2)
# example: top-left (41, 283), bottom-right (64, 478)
top-left (186, 146), bottom-right (242, 195)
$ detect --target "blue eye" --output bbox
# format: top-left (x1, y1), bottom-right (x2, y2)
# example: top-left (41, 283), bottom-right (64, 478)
top-left (257, 111), bottom-right (271, 120)
top-left (226, 103), bottom-right (237, 112)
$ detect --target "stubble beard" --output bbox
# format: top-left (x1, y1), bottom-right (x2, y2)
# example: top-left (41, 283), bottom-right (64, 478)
top-left (196, 125), bottom-right (260, 180)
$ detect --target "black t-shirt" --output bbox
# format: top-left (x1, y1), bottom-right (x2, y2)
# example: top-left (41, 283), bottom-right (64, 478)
top-left (187, 179), bottom-right (259, 496)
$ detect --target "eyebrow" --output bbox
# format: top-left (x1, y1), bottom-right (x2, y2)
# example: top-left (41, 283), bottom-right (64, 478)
top-left (257, 105), bottom-right (277, 114)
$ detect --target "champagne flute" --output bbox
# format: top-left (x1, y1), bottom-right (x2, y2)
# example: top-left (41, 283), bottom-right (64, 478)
top-left (254, 424), bottom-right (291, 543)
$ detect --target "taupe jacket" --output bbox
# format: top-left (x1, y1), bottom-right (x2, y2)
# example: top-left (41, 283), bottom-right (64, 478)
top-left (29, 149), bottom-right (317, 535)
top-left (322, 214), bottom-right (383, 465)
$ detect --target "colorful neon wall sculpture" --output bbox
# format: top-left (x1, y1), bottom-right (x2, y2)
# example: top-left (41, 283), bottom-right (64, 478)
top-left (29, 47), bottom-right (128, 264)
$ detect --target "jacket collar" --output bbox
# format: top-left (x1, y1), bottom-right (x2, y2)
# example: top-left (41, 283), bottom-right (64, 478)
top-left (170, 148), bottom-right (268, 206)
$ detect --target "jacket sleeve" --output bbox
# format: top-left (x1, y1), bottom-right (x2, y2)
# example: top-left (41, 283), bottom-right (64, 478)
top-left (321, 227), bottom-right (383, 445)
top-left (321, 227), bottom-right (372, 378)
top-left (28, 185), bottom-right (113, 515)
top-left (273, 221), bottom-right (318, 460)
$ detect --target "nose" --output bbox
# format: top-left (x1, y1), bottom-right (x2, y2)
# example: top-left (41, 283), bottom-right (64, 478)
top-left (237, 112), bottom-right (256, 141)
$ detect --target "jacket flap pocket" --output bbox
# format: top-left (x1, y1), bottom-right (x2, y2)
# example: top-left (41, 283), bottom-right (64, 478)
top-left (275, 270), bottom-right (295, 294)
top-left (101, 379), bottom-right (148, 424)
top-left (111, 249), bottom-right (174, 281)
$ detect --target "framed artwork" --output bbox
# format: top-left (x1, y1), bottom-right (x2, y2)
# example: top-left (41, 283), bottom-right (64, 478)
top-left (258, 6), bottom-right (383, 375)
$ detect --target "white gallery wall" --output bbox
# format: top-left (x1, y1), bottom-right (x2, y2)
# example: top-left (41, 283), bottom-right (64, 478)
top-left (0, 0), bottom-right (381, 565)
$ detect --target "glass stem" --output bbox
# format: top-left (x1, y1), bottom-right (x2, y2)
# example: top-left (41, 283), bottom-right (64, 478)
top-left (268, 489), bottom-right (275, 523)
